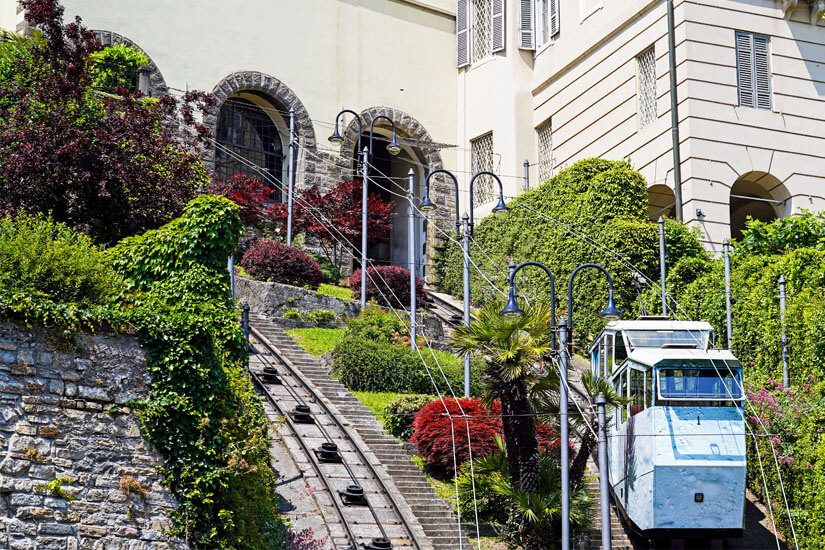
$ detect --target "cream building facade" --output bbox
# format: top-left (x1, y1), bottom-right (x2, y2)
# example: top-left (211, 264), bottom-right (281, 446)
top-left (458, 0), bottom-right (825, 250)
top-left (0, 0), bottom-right (460, 275)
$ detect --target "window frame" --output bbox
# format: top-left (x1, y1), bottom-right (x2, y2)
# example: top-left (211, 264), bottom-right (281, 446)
top-left (636, 46), bottom-right (657, 129)
top-left (735, 31), bottom-right (772, 111)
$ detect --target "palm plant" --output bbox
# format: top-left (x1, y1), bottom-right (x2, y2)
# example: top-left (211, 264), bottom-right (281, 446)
top-left (451, 302), bottom-right (555, 493)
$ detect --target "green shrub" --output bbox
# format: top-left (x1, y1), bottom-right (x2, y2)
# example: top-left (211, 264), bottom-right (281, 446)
top-left (456, 460), bottom-right (509, 524)
top-left (330, 333), bottom-right (479, 395)
top-left (383, 394), bottom-right (433, 440)
top-left (304, 309), bottom-right (336, 324)
top-left (434, 159), bottom-right (707, 349)
top-left (344, 305), bottom-right (406, 343)
top-left (0, 213), bottom-right (120, 304)
top-left (88, 43), bottom-right (148, 92)
top-left (282, 309), bottom-right (301, 320)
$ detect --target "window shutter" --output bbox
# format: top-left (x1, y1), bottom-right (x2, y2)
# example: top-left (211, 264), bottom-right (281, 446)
top-left (549, 0), bottom-right (560, 37)
top-left (492, 0), bottom-right (505, 52)
top-left (753, 35), bottom-right (772, 110)
top-left (457, 0), bottom-right (469, 67)
top-left (519, 0), bottom-right (535, 50)
top-left (736, 32), bottom-right (754, 108)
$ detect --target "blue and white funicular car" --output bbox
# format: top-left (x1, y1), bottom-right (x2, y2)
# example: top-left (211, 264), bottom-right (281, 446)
top-left (590, 319), bottom-right (746, 537)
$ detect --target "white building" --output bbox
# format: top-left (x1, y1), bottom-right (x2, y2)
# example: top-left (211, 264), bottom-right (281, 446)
top-left (3, 0), bottom-right (825, 254)
top-left (458, 0), bottom-right (825, 250)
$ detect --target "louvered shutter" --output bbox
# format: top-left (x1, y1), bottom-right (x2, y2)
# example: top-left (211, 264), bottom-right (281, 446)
top-left (549, 0), bottom-right (559, 38)
top-left (519, 0), bottom-right (534, 50)
top-left (736, 32), bottom-right (754, 108)
top-left (492, 0), bottom-right (505, 52)
top-left (457, 0), bottom-right (469, 67)
top-left (753, 35), bottom-right (772, 110)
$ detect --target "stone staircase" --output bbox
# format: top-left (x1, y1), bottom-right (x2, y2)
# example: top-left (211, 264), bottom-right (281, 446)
top-left (585, 462), bottom-right (643, 550)
top-left (250, 313), bottom-right (472, 550)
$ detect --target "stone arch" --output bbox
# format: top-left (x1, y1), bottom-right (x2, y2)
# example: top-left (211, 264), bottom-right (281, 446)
top-left (729, 171), bottom-right (788, 240)
top-left (327, 107), bottom-right (450, 278)
top-left (647, 184), bottom-right (676, 220)
top-left (93, 30), bottom-right (167, 97)
top-left (204, 72), bottom-right (319, 188)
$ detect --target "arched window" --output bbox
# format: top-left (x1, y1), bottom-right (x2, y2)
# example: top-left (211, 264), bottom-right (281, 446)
top-left (215, 97), bottom-right (283, 201)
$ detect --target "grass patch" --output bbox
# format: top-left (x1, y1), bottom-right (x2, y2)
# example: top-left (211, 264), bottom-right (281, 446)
top-left (316, 283), bottom-right (352, 300)
top-left (287, 327), bottom-right (343, 357)
top-left (353, 391), bottom-right (413, 418)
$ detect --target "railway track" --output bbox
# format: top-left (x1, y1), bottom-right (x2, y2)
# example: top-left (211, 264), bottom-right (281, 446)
top-left (248, 325), bottom-right (427, 550)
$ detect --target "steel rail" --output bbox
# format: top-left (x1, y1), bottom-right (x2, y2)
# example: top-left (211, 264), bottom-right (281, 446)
top-left (249, 324), bottom-right (423, 550)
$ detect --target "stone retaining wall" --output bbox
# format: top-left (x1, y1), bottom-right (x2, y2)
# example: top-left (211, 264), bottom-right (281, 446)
top-left (235, 276), bottom-right (359, 319)
top-left (0, 322), bottom-right (185, 550)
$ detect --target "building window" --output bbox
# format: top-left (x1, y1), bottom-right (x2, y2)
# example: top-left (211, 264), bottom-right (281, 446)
top-left (637, 47), bottom-right (657, 128)
top-left (536, 120), bottom-right (553, 184)
top-left (472, 0), bottom-right (492, 62)
top-left (736, 32), bottom-right (772, 110)
top-left (215, 98), bottom-right (284, 201)
top-left (471, 132), bottom-right (495, 205)
top-left (580, 0), bottom-right (602, 20)
top-left (536, 0), bottom-right (560, 47)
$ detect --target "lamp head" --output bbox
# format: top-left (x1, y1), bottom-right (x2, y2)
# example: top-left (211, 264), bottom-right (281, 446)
top-left (328, 126), bottom-right (343, 145)
top-left (492, 195), bottom-right (509, 215)
top-left (419, 193), bottom-right (437, 212)
top-left (500, 290), bottom-right (525, 318)
top-left (599, 296), bottom-right (623, 321)
top-left (386, 136), bottom-right (402, 156)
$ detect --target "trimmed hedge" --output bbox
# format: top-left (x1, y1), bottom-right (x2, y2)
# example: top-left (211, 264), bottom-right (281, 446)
top-left (383, 394), bottom-right (433, 441)
top-left (434, 158), bottom-right (706, 349)
top-left (350, 265), bottom-right (428, 309)
top-left (241, 239), bottom-right (322, 289)
top-left (330, 333), bottom-right (479, 395)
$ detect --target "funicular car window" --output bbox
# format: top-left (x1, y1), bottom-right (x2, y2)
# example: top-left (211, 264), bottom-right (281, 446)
top-left (625, 330), bottom-right (708, 350)
top-left (657, 365), bottom-right (742, 400)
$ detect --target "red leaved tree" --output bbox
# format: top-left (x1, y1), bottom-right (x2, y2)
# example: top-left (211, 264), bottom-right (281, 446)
top-left (269, 180), bottom-right (394, 267)
top-left (208, 174), bottom-right (271, 228)
top-left (0, 0), bottom-right (215, 244)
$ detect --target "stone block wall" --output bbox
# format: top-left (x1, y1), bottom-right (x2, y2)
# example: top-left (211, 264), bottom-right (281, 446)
top-left (0, 322), bottom-right (186, 550)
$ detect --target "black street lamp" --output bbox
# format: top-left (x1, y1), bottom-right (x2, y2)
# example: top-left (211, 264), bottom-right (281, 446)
top-left (329, 110), bottom-right (401, 309)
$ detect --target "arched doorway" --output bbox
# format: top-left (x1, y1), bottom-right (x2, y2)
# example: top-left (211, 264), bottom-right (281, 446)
top-left (647, 184), bottom-right (676, 220)
top-left (215, 93), bottom-right (287, 201)
top-left (729, 172), bottom-right (783, 240)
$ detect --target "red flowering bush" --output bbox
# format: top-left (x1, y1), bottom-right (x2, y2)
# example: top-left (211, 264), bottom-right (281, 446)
top-left (411, 398), bottom-right (502, 476)
top-left (350, 265), bottom-right (428, 309)
top-left (410, 397), bottom-right (563, 476)
top-left (240, 239), bottom-right (322, 289)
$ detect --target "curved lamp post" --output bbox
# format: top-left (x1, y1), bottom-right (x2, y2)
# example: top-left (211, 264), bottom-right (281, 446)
top-left (420, 170), bottom-right (509, 396)
top-left (501, 261), bottom-right (622, 550)
top-left (501, 260), bottom-right (557, 351)
top-left (329, 111), bottom-right (401, 309)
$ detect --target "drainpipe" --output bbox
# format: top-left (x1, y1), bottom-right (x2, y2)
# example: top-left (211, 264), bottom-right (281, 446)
top-left (667, 0), bottom-right (684, 221)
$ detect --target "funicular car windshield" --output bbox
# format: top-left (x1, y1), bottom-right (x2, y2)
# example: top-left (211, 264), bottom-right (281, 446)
top-left (657, 359), bottom-right (742, 404)
top-left (625, 329), bottom-right (708, 350)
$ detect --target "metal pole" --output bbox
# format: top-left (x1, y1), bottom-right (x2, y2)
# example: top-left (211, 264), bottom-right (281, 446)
top-left (596, 392), bottom-right (611, 550)
top-left (667, 0), bottom-right (683, 221)
top-left (408, 169), bottom-right (417, 350)
top-left (523, 159), bottom-right (530, 191)
top-left (658, 216), bottom-right (667, 316)
top-left (242, 302), bottom-right (250, 344)
top-left (228, 255), bottom-right (235, 299)
top-left (462, 213), bottom-right (471, 397)
top-left (361, 147), bottom-right (369, 310)
top-left (779, 275), bottom-right (789, 387)
top-left (723, 239), bottom-right (733, 350)
top-left (286, 107), bottom-right (296, 246)
top-left (559, 317), bottom-right (571, 550)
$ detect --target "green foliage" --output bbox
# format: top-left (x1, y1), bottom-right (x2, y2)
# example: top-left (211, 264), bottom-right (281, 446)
top-left (287, 327), bottom-right (343, 357)
top-left (282, 309), bottom-right (301, 320)
top-left (282, 309), bottom-right (338, 325)
top-left (0, 213), bottom-right (120, 304)
top-left (35, 477), bottom-right (76, 501)
top-left (434, 159), bottom-right (707, 348)
top-left (315, 255), bottom-right (343, 284)
top-left (738, 210), bottom-right (825, 256)
top-left (88, 43), bottom-right (149, 92)
top-left (315, 283), bottom-right (351, 300)
top-left (0, 30), bottom-right (46, 110)
top-left (343, 305), bottom-right (406, 342)
top-left (383, 394), bottom-right (433, 441)
top-left (330, 333), bottom-right (480, 395)
top-left (106, 195), bottom-right (284, 548)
